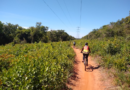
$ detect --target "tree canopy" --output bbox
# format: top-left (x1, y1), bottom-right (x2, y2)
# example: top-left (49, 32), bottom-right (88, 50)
top-left (82, 16), bottom-right (130, 39)
top-left (0, 21), bottom-right (75, 45)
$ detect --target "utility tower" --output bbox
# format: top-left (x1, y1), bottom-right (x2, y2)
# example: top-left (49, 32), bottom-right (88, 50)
top-left (77, 27), bottom-right (80, 39)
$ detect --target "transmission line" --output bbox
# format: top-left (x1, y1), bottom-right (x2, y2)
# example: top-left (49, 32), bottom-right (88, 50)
top-left (42, 0), bottom-right (68, 28)
top-left (56, 0), bottom-right (72, 26)
top-left (80, 0), bottom-right (82, 27)
top-left (77, 0), bottom-right (83, 39)
top-left (77, 27), bottom-right (80, 39)
top-left (63, 0), bottom-right (72, 24)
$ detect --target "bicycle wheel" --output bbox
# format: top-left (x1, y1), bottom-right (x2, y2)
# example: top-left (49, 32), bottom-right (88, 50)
top-left (84, 58), bottom-right (87, 71)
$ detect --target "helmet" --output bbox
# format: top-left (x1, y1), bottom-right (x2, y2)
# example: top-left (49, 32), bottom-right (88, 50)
top-left (85, 42), bottom-right (88, 45)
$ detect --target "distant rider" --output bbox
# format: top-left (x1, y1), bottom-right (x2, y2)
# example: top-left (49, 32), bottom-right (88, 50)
top-left (73, 41), bottom-right (76, 48)
top-left (81, 43), bottom-right (91, 66)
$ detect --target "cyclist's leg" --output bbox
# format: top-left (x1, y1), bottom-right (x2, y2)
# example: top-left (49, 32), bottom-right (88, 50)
top-left (86, 54), bottom-right (89, 66)
top-left (84, 54), bottom-right (87, 71)
top-left (83, 54), bottom-right (85, 62)
top-left (73, 44), bottom-right (75, 48)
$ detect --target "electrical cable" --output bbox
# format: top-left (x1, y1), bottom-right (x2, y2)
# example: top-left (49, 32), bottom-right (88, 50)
top-left (63, 0), bottom-right (72, 24)
top-left (56, 0), bottom-right (72, 26)
top-left (80, 0), bottom-right (82, 27)
top-left (42, 0), bottom-right (68, 28)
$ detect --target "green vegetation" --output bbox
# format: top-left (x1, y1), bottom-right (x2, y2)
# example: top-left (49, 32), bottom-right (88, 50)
top-left (0, 21), bottom-right (75, 45)
top-left (82, 16), bottom-right (130, 40)
top-left (0, 41), bottom-right (75, 90)
top-left (75, 38), bottom-right (130, 89)
top-left (1, 12), bottom-right (130, 90)
top-left (75, 16), bottom-right (130, 89)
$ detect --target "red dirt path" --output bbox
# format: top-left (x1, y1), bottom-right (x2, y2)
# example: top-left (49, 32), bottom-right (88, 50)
top-left (67, 47), bottom-right (112, 90)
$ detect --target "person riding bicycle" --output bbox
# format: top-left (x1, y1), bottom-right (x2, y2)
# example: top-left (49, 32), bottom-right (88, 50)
top-left (81, 42), bottom-right (91, 66)
top-left (73, 41), bottom-right (76, 47)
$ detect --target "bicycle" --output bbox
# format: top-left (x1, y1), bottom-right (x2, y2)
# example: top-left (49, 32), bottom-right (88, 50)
top-left (81, 52), bottom-right (88, 71)
top-left (84, 55), bottom-right (88, 71)
top-left (73, 44), bottom-right (76, 48)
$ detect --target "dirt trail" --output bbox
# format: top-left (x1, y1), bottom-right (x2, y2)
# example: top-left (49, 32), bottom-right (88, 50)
top-left (67, 47), bottom-right (113, 90)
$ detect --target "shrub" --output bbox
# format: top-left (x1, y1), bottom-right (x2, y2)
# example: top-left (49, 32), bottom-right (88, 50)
top-left (104, 41), bottom-right (121, 55)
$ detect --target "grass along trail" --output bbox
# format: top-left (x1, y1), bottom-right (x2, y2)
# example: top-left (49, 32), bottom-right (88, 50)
top-left (67, 47), bottom-right (113, 90)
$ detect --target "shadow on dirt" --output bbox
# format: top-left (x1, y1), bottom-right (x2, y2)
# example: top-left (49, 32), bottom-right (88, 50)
top-left (74, 59), bottom-right (80, 64)
top-left (85, 64), bottom-right (100, 72)
top-left (67, 57), bottom-right (100, 88)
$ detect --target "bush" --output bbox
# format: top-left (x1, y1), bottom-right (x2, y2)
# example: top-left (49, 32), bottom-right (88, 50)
top-left (0, 41), bottom-right (75, 90)
top-left (104, 40), bottom-right (121, 55)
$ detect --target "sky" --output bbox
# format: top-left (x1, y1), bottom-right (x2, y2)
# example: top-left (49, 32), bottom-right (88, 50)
top-left (0, 0), bottom-right (130, 38)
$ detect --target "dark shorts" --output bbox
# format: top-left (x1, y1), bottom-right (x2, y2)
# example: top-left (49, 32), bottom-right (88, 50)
top-left (83, 54), bottom-right (89, 61)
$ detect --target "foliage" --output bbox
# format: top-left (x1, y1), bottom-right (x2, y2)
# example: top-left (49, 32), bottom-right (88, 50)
top-left (80, 16), bottom-right (130, 89)
top-left (0, 41), bottom-right (75, 90)
top-left (104, 39), bottom-right (121, 55)
top-left (47, 30), bottom-right (75, 42)
top-left (82, 16), bottom-right (130, 39)
top-left (74, 37), bottom-right (130, 89)
top-left (0, 22), bottom-right (75, 45)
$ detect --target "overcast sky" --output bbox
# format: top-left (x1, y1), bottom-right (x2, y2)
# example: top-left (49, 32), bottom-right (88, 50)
top-left (0, 0), bottom-right (130, 38)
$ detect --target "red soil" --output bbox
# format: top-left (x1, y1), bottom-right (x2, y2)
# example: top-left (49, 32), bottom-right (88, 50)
top-left (67, 47), bottom-right (113, 90)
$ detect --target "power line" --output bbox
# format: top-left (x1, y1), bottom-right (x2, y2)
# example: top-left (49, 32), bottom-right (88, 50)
top-left (77, 27), bottom-right (80, 39)
top-left (56, 0), bottom-right (72, 26)
top-left (42, 0), bottom-right (68, 28)
top-left (63, 0), bottom-right (72, 24)
top-left (77, 0), bottom-right (82, 39)
top-left (80, 0), bottom-right (82, 27)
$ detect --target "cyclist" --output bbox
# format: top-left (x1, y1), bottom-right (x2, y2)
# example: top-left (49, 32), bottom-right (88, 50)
top-left (81, 42), bottom-right (91, 66)
top-left (73, 41), bottom-right (76, 48)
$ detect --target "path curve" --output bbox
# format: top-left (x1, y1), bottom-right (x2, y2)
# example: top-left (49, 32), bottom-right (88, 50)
top-left (67, 47), bottom-right (112, 90)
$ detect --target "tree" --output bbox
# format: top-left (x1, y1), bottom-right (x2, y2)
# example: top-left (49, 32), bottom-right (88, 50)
top-left (0, 21), bottom-right (3, 33)
top-left (17, 26), bottom-right (23, 30)
top-left (36, 22), bottom-right (41, 29)
top-left (30, 27), bottom-right (35, 43)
